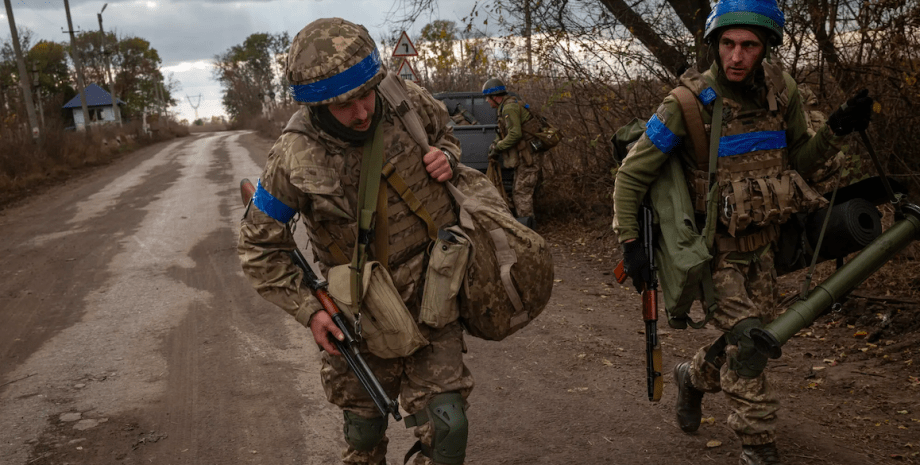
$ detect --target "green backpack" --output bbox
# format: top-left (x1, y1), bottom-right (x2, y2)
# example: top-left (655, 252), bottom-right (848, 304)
top-left (611, 88), bottom-right (718, 329)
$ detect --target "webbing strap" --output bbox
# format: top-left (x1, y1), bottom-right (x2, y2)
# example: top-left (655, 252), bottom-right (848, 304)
top-left (671, 86), bottom-right (709, 171)
top-left (382, 162), bottom-right (438, 242)
top-left (375, 180), bottom-right (389, 270)
top-left (350, 124), bottom-right (386, 315)
top-left (702, 96), bottom-right (724, 251)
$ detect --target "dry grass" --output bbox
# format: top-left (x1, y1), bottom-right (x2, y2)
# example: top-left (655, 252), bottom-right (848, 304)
top-left (0, 119), bottom-right (189, 211)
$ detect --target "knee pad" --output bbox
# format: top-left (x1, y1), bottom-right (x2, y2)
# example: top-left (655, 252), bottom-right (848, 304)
top-left (727, 318), bottom-right (769, 379)
top-left (405, 392), bottom-right (468, 465)
top-left (343, 411), bottom-right (387, 452)
top-left (428, 392), bottom-right (468, 464)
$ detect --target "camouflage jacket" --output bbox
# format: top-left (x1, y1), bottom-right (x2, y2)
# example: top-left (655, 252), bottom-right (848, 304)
top-left (612, 61), bottom-right (845, 243)
top-left (238, 78), bottom-right (462, 326)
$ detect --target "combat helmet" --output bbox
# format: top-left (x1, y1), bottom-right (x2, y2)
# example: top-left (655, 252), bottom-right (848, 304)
top-left (287, 18), bottom-right (386, 106)
top-left (704, 0), bottom-right (785, 46)
top-left (482, 77), bottom-right (508, 96)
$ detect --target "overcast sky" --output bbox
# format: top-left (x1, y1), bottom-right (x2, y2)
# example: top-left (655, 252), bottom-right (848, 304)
top-left (3, 0), bottom-right (480, 122)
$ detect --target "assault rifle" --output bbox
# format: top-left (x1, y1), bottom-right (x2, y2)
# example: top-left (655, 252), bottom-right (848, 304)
top-left (240, 178), bottom-right (402, 421)
top-left (614, 205), bottom-right (664, 402)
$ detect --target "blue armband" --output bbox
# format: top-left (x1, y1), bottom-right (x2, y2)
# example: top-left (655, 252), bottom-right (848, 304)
top-left (252, 179), bottom-right (297, 223)
top-left (645, 114), bottom-right (682, 154)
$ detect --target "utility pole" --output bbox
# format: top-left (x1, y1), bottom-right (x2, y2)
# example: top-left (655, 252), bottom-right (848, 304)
top-left (186, 93), bottom-right (201, 121)
top-left (31, 64), bottom-right (45, 129)
top-left (63, 0), bottom-right (91, 131)
top-left (5, 0), bottom-right (41, 141)
top-left (97, 3), bottom-right (121, 125)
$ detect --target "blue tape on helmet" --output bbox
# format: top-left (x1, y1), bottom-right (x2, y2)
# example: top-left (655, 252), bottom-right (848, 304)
top-left (706, 0), bottom-right (785, 31)
top-left (482, 85), bottom-right (506, 95)
top-left (646, 114), bottom-right (681, 154)
top-left (290, 48), bottom-right (381, 103)
top-left (253, 179), bottom-right (296, 223)
top-left (698, 87), bottom-right (717, 106)
top-left (718, 131), bottom-right (787, 158)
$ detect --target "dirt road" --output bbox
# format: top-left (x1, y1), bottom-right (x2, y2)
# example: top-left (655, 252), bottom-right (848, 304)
top-left (1, 131), bottom-right (917, 464)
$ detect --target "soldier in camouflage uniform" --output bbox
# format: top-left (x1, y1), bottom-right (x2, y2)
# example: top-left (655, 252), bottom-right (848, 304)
top-left (482, 77), bottom-right (543, 228)
top-left (612, 1), bottom-right (873, 464)
top-left (238, 18), bottom-right (473, 465)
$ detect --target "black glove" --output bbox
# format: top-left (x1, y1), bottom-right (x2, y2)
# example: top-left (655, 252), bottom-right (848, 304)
top-left (827, 89), bottom-right (873, 136)
top-left (621, 239), bottom-right (651, 293)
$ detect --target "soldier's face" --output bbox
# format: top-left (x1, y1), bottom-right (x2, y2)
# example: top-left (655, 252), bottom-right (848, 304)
top-left (329, 89), bottom-right (376, 131)
top-left (487, 96), bottom-right (499, 109)
top-left (719, 28), bottom-right (764, 82)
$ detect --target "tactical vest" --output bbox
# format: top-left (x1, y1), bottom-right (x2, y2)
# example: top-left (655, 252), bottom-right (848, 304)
top-left (284, 88), bottom-right (457, 299)
top-left (497, 96), bottom-right (540, 167)
top-left (678, 63), bottom-right (827, 240)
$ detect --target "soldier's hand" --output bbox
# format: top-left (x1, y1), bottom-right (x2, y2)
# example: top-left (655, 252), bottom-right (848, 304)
top-left (827, 89), bottom-right (873, 136)
top-left (423, 146), bottom-right (453, 182)
top-left (622, 239), bottom-right (651, 294)
top-left (309, 309), bottom-right (344, 355)
top-left (488, 142), bottom-right (499, 159)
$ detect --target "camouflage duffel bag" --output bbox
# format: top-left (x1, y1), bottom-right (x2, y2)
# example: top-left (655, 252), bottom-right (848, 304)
top-left (446, 164), bottom-right (554, 341)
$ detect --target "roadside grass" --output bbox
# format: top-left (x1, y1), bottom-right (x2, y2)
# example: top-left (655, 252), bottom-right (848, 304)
top-left (0, 119), bottom-right (189, 211)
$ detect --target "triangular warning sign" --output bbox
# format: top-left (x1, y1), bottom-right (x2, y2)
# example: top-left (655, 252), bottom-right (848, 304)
top-left (392, 31), bottom-right (418, 57)
top-left (396, 59), bottom-right (420, 83)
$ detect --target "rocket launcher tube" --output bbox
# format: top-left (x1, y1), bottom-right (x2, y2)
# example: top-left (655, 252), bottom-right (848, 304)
top-left (752, 203), bottom-right (920, 359)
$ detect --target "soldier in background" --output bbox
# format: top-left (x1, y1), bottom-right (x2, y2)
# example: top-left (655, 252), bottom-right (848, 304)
top-left (482, 77), bottom-right (543, 229)
top-left (238, 18), bottom-right (473, 465)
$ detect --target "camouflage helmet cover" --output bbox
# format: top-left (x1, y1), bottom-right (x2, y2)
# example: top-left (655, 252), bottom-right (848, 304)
top-left (287, 17), bottom-right (387, 106)
top-left (704, 0), bottom-right (785, 46)
top-left (482, 77), bottom-right (508, 96)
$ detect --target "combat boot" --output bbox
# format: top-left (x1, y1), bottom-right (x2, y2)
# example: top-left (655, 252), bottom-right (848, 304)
top-left (673, 361), bottom-right (704, 433)
top-left (740, 443), bottom-right (782, 465)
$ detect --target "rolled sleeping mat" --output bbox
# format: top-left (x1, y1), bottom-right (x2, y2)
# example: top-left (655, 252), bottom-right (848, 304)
top-left (806, 197), bottom-right (882, 259)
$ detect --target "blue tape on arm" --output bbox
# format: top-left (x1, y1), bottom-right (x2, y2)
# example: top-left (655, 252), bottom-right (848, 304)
top-left (698, 87), bottom-right (717, 106)
top-left (290, 49), bottom-right (381, 103)
top-left (645, 114), bottom-right (682, 154)
top-left (718, 131), bottom-right (787, 158)
top-left (253, 179), bottom-right (297, 223)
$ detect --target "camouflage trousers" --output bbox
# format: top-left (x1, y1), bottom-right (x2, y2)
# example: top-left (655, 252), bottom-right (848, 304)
top-left (687, 245), bottom-right (780, 446)
top-left (321, 320), bottom-right (475, 465)
top-left (511, 152), bottom-right (542, 218)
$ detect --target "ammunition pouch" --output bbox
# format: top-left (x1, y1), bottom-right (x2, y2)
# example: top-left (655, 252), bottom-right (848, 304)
top-left (343, 411), bottom-right (387, 452)
top-left (327, 261), bottom-right (428, 359)
top-left (419, 226), bottom-right (471, 328)
top-left (726, 318), bottom-right (769, 379)
top-left (720, 170), bottom-right (828, 236)
top-left (716, 223), bottom-right (780, 254)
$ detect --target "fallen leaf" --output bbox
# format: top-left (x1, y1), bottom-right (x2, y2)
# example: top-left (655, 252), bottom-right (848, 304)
top-left (898, 410), bottom-right (909, 415)
top-left (601, 358), bottom-right (613, 366)
top-left (706, 440), bottom-right (722, 448)
top-left (854, 330), bottom-right (868, 337)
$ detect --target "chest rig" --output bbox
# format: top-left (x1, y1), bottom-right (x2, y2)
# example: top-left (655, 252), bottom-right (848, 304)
top-left (497, 96), bottom-right (540, 167)
top-left (679, 63), bottom-right (826, 242)
top-left (297, 83), bottom-right (456, 287)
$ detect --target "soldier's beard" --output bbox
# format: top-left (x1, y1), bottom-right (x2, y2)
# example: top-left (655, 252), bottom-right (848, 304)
top-left (311, 94), bottom-right (383, 146)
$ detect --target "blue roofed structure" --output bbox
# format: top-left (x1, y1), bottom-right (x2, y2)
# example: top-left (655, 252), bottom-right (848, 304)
top-left (63, 83), bottom-right (125, 129)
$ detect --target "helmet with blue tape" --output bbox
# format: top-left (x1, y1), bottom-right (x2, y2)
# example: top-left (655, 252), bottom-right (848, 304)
top-left (704, 0), bottom-right (785, 46)
top-left (286, 18), bottom-right (387, 106)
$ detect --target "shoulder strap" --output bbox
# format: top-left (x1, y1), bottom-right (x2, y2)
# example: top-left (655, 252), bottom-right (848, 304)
top-left (376, 74), bottom-right (430, 153)
top-left (670, 86), bottom-right (709, 171)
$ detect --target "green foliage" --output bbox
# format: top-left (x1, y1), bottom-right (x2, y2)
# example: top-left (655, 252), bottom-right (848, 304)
top-left (213, 32), bottom-right (291, 122)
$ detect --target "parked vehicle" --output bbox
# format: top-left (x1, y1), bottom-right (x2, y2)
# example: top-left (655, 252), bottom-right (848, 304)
top-left (434, 91), bottom-right (514, 194)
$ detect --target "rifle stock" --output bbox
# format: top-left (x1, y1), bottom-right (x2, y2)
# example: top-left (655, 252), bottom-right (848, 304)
top-left (240, 178), bottom-right (402, 421)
